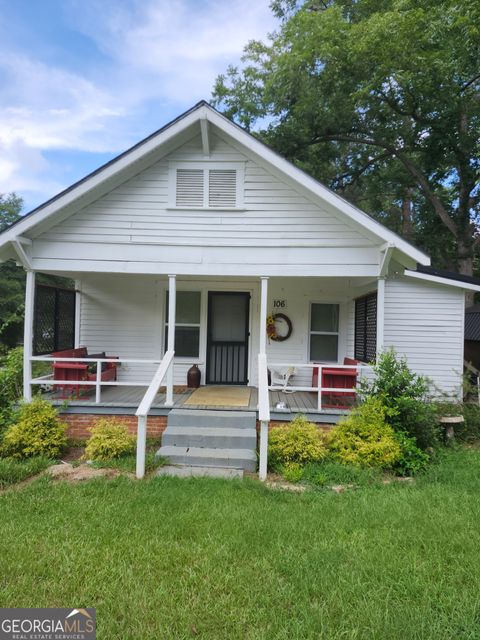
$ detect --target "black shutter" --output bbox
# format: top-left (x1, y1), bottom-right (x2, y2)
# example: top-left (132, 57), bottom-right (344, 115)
top-left (354, 292), bottom-right (377, 362)
top-left (34, 285), bottom-right (76, 355)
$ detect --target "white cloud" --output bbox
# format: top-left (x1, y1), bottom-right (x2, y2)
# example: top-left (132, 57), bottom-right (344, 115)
top-left (0, 0), bottom-right (276, 207)
top-left (66, 0), bottom-right (277, 101)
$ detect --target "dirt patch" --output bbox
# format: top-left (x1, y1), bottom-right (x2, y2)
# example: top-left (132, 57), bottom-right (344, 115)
top-left (61, 447), bottom-right (85, 462)
top-left (46, 463), bottom-right (134, 482)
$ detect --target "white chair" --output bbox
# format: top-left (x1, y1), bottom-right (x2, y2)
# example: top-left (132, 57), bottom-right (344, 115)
top-left (269, 366), bottom-right (297, 393)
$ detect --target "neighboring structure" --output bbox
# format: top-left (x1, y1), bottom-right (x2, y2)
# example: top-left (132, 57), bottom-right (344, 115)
top-left (0, 101), bottom-right (478, 478)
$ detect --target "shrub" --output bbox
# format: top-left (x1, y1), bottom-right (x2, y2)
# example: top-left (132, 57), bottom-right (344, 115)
top-left (360, 349), bottom-right (440, 449)
top-left (1, 398), bottom-right (67, 458)
top-left (85, 419), bottom-right (136, 461)
top-left (281, 461), bottom-right (304, 483)
top-left (268, 414), bottom-right (327, 471)
top-left (329, 398), bottom-right (402, 468)
top-left (393, 432), bottom-right (430, 476)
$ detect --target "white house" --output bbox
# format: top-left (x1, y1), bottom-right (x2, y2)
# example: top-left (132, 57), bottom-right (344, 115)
top-left (0, 101), bottom-right (478, 479)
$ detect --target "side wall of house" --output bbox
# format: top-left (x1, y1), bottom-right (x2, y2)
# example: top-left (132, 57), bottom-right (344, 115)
top-left (383, 277), bottom-right (465, 397)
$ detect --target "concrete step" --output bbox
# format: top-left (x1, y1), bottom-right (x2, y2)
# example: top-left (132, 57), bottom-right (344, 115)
top-left (162, 426), bottom-right (257, 449)
top-left (167, 409), bottom-right (256, 429)
top-left (157, 446), bottom-right (257, 472)
top-left (156, 465), bottom-right (243, 479)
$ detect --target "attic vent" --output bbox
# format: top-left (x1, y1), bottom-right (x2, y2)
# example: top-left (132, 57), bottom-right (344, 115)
top-left (171, 163), bottom-right (244, 209)
top-left (208, 169), bottom-right (236, 208)
top-left (176, 169), bottom-right (204, 207)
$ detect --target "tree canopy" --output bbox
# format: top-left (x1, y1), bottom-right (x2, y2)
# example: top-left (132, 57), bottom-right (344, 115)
top-left (213, 0), bottom-right (480, 283)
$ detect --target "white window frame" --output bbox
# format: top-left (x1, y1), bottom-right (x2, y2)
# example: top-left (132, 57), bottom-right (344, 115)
top-left (165, 290), bottom-right (202, 360)
top-left (308, 302), bottom-right (340, 363)
top-left (168, 161), bottom-right (245, 210)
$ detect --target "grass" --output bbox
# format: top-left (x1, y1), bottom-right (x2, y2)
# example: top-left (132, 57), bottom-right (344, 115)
top-left (90, 451), bottom-right (166, 474)
top-left (1, 448), bottom-right (480, 639)
top-left (0, 456), bottom-right (52, 489)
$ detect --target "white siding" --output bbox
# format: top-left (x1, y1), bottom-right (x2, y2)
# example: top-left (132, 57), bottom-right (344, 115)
top-left (384, 277), bottom-right (465, 396)
top-left (78, 274), bottom-right (261, 387)
top-left (31, 132), bottom-right (380, 276)
top-left (79, 274), bottom-right (161, 384)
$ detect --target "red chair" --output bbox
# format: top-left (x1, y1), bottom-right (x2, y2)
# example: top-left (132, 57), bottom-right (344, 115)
top-left (312, 358), bottom-right (359, 409)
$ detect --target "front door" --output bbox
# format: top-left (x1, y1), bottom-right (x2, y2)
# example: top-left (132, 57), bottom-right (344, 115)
top-left (207, 292), bottom-right (250, 384)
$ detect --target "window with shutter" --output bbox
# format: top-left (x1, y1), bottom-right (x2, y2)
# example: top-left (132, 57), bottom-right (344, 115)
top-left (354, 292), bottom-right (377, 362)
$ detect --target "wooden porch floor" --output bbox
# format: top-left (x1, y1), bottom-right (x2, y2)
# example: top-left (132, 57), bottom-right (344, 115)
top-left (45, 385), bottom-right (348, 419)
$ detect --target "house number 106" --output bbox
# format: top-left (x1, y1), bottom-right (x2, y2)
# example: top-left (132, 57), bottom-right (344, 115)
top-left (273, 299), bottom-right (287, 309)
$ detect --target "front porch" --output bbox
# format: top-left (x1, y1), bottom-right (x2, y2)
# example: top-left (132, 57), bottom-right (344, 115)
top-left (45, 385), bottom-right (348, 423)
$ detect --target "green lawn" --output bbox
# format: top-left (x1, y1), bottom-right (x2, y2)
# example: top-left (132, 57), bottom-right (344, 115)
top-left (1, 449), bottom-right (480, 639)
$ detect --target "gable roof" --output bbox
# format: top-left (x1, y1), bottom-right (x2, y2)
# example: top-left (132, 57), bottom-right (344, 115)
top-left (0, 100), bottom-right (430, 265)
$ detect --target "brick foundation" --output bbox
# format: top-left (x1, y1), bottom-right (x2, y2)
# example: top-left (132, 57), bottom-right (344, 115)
top-left (61, 413), bottom-right (167, 440)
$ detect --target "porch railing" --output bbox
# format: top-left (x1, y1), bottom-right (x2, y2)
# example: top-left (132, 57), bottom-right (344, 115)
top-left (135, 349), bottom-right (174, 479)
top-left (267, 361), bottom-right (367, 411)
top-left (29, 355), bottom-right (171, 405)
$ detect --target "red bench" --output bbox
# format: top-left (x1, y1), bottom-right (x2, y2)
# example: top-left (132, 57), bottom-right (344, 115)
top-left (52, 347), bottom-right (118, 398)
top-left (312, 357), bottom-right (359, 409)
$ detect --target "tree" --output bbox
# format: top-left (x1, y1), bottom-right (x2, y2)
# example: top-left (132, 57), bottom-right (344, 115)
top-left (213, 0), bottom-right (480, 299)
top-left (0, 194), bottom-right (25, 349)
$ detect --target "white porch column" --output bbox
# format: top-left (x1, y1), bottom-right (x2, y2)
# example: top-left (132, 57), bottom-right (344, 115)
top-left (259, 277), bottom-right (269, 354)
top-left (165, 274), bottom-right (176, 406)
top-left (23, 270), bottom-right (36, 401)
top-left (258, 276), bottom-right (269, 481)
top-left (376, 277), bottom-right (385, 357)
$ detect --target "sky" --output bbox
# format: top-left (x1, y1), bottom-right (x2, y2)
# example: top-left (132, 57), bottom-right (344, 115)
top-left (0, 0), bottom-right (277, 213)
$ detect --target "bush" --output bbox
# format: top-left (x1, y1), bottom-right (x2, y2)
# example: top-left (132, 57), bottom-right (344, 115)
top-left (360, 349), bottom-right (440, 449)
top-left (281, 461), bottom-right (304, 483)
top-left (268, 414), bottom-right (327, 471)
top-left (1, 398), bottom-right (67, 458)
top-left (329, 398), bottom-right (402, 468)
top-left (393, 432), bottom-right (430, 476)
top-left (85, 419), bottom-right (136, 461)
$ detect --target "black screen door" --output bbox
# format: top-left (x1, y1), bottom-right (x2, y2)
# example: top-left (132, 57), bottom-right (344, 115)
top-left (207, 292), bottom-right (250, 384)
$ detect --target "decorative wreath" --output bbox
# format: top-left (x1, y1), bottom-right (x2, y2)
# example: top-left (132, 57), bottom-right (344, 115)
top-left (266, 313), bottom-right (293, 342)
